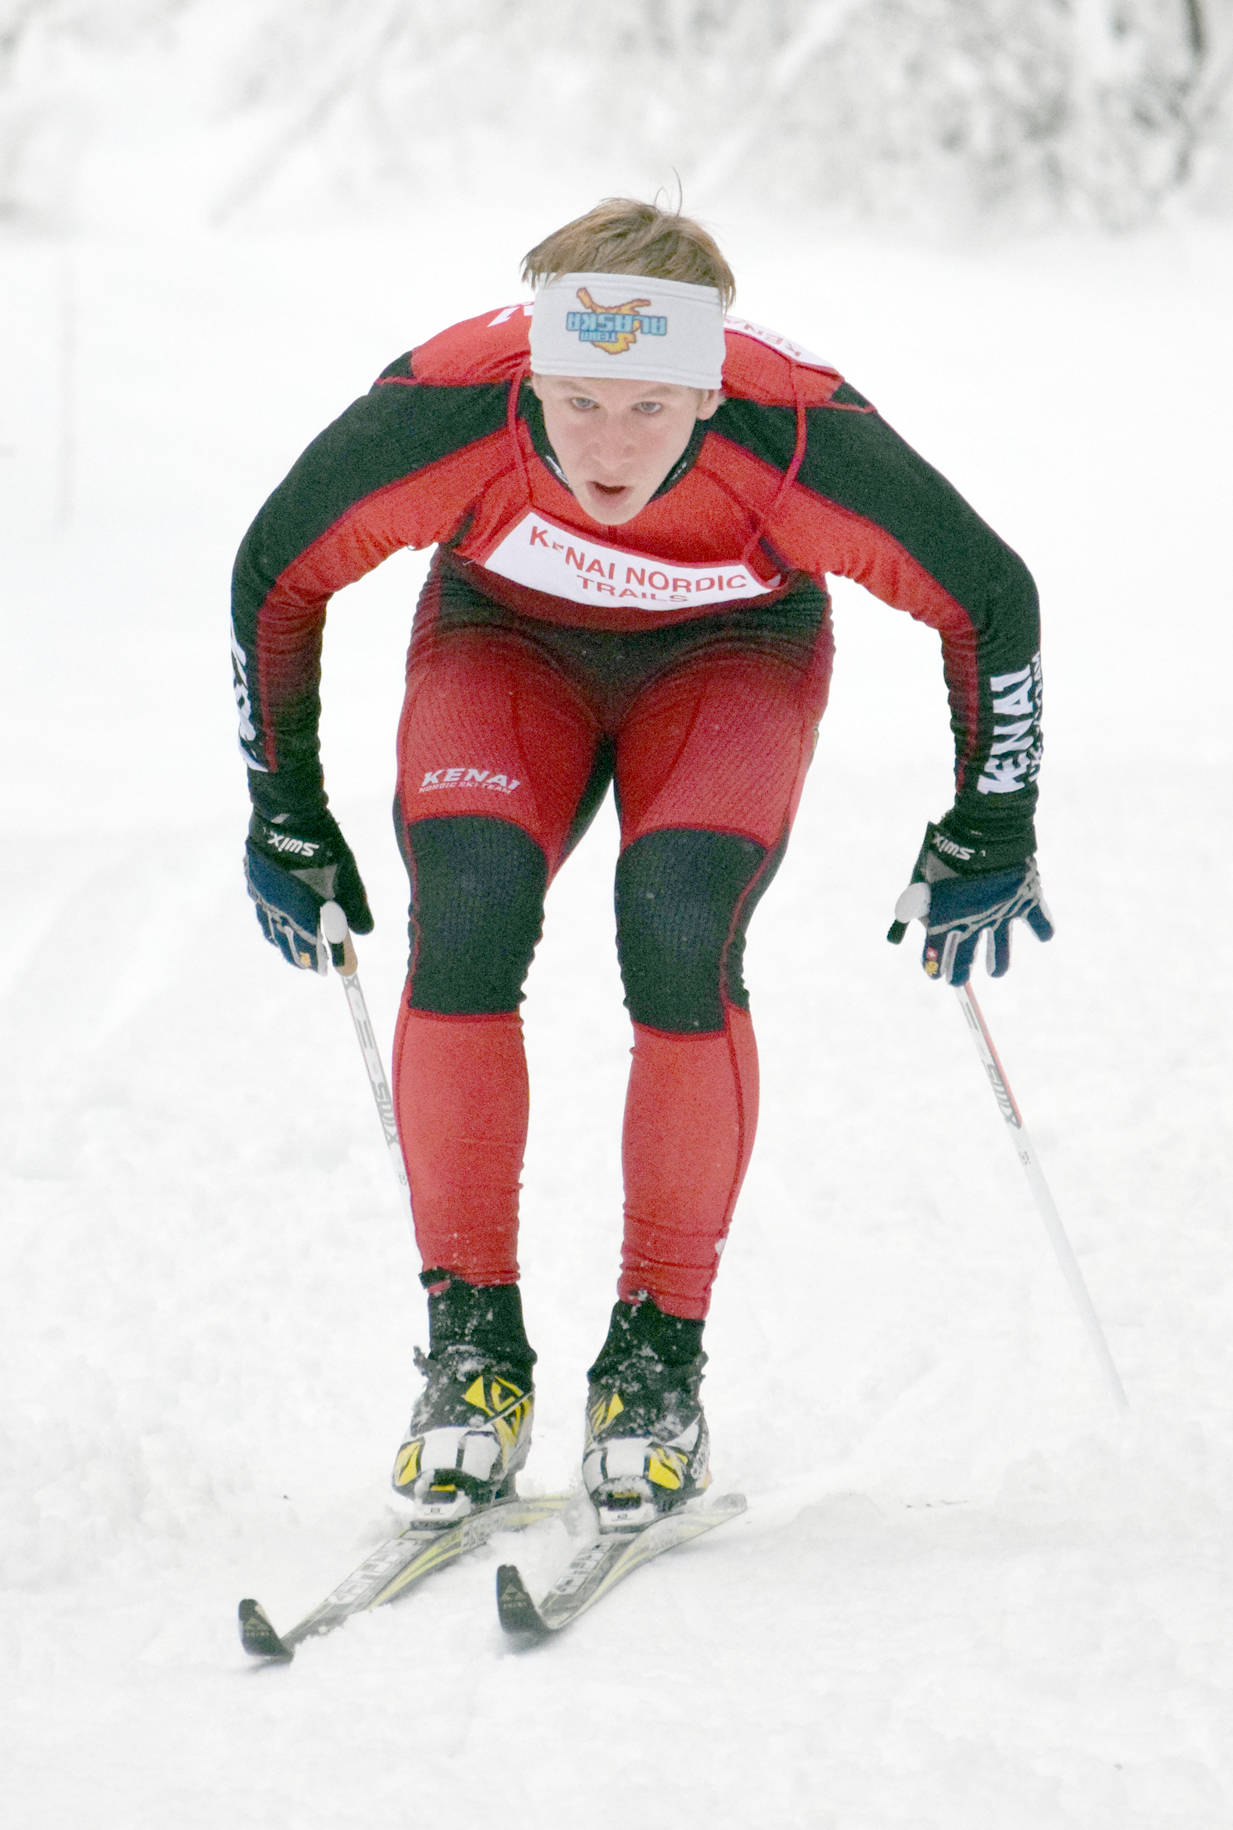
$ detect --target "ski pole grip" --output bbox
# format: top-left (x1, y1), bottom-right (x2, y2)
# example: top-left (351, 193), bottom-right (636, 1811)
top-left (320, 901), bottom-right (358, 976)
top-left (887, 880), bottom-right (930, 946)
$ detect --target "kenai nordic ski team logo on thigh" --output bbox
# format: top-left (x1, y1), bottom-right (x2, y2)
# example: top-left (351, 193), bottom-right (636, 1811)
top-left (565, 287), bottom-right (667, 355)
top-left (419, 765), bottom-right (521, 794)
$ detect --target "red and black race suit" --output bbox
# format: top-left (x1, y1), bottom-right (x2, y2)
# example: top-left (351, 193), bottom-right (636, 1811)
top-left (231, 303), bottom-right (1041, 847)
top-left (231, 305), bottom-right (1042, 1318)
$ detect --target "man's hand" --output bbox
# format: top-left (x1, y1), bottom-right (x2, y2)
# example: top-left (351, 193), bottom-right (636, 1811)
top-left (888, 819), bottom-right (1054, 986)
top-left (244, 809), bottom-right (373, 971)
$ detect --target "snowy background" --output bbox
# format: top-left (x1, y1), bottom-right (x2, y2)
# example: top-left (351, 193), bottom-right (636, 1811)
top-left (3, 5), bottom-right (1233, 1827)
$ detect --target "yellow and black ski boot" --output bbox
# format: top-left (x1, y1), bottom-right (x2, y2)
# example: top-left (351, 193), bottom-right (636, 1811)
top-left (582, 1294), bottom-right (709, 1531)
top-left (392, 1276), bottom-right (535, 1522)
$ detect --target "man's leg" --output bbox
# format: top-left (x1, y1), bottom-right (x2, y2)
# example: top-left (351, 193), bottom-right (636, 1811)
top-left (582, 630), bottom-right (832, 1523)
top-left (389, 612), bottom-right (607, 1509)
top-left (613, 635), bottom-right (833, 1320)
top-left (393, 619), bottom-right (604, 1288)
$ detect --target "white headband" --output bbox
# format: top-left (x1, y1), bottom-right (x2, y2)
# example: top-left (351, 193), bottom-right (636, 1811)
top-left (529, 271), bottom-right (725, 389)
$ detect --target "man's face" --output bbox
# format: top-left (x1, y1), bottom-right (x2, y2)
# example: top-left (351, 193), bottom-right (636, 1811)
top-left (531, 373), bottom-right (722, 526)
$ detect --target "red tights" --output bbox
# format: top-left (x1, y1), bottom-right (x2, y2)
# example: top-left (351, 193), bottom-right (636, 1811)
top-left (390, 566), bottom-right (831, 1321)
top-left (394, 1005), bottom-right (758, 1323)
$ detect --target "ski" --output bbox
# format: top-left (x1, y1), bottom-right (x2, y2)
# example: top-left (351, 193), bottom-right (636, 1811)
top-left (496, 1490), bottom-right (747, 1642)
top-left (238, 1489), bottom-right (569, 1660)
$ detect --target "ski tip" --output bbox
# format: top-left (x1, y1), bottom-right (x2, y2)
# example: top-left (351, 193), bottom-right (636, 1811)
top-left (495, 1563), bottom-right (549, 1642)
top-left (238, 1597), bottom-right (294, 1661)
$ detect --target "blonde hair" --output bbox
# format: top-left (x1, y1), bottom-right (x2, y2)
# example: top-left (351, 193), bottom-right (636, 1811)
top-left (522, 197), bottom-right (736, 310)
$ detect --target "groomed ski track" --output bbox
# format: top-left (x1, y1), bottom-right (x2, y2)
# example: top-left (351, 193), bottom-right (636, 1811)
top-left (2, 216), bottom-right (1231, 1828)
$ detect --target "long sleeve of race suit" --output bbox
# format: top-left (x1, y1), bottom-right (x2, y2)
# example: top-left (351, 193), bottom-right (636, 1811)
top-left (233, 356), bottom-right (1043, 861)
top-left (760, 384), bottom-right (1043, 863)
top-left (229, 371), bottom-right (509, 820)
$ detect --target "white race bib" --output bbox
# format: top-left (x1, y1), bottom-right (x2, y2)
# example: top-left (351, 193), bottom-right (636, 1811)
top-left (479, 509), bottom-right (780, 612)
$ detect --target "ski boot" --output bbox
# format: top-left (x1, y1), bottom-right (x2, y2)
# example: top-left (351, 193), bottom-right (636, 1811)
top-left (392, 1276), bottom-right (535, 1523)
top-left (582, 1294), bottom-right (710, 1531)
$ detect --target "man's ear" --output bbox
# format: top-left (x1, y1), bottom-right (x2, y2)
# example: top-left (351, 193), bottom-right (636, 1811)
top-left (696, 388), bottom-right (723, 421)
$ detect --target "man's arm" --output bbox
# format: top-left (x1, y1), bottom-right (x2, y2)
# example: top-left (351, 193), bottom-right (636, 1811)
top-left (778, 385), bottom-right (1050, 982)
top-left (230, 363), bottom-right (508, 812)
top-left (793, 386), bottom-right (1042, 863)
top-left (230, 363), bottom-right (508, 968)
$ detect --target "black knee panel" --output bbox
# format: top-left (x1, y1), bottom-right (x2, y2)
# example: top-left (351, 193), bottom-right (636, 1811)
top-left (397, 814), bottom-right (548, 1014)
top-left (615, 828), bottom-right (773, 1032)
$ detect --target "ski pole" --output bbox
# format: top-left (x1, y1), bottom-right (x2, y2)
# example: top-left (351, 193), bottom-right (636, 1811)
top-left (955, 983), bottom-right (1129, 1413)
top-left (320, 901), bottom-right (409, 1198)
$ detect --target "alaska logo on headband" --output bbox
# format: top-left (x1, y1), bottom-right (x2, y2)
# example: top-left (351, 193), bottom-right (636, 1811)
top-left (531, 271), bottom-right (725, 388)
top-left (565, 288), bottom-right (668, 356)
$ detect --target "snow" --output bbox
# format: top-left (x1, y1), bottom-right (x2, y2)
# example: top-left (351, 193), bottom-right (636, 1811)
top-left (2, 204), bottom-right (1232, 1828)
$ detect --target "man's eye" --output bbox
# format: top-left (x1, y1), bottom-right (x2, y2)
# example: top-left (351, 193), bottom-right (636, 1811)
top-left (569, 397), bottom-right (598, 411)
top-left (634, 401), bottom-right (663, 415)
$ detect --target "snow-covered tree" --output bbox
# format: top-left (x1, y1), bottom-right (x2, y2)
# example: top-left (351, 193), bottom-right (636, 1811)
top-left (1, 0), bottom-right (1231, 231)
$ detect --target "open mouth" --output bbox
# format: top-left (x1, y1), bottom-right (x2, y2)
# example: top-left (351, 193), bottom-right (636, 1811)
top-left (590, 481), bottom-right (629, 499)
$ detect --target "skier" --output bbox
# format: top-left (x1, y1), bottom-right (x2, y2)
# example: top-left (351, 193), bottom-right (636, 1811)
top-left (232, 198), bottom-right (1052, 1528)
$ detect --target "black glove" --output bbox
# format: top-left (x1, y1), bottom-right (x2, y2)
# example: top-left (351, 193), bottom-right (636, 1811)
top-left (888, 816), bottom-right (1054, 986)
top-left (244, 808), bottom-right (374, 972)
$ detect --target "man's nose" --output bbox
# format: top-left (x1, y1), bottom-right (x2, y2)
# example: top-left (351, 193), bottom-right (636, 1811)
top-left (589, 415), bottom-right (636, 462)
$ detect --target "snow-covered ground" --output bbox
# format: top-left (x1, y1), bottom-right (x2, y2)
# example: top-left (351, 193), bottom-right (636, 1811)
top-left (2, 203), bottom-right (1231, 1827)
